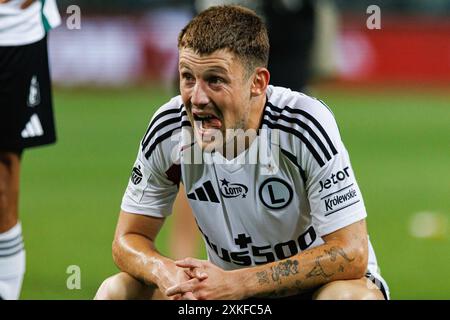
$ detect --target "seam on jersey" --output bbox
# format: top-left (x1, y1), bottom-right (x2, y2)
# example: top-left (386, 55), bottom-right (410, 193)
top-left (280, 148), bottom-right (307, 186)
top-left (317, 210), bottom-right (366, 237)
top-left (120, 205), bottom-right (168, 218)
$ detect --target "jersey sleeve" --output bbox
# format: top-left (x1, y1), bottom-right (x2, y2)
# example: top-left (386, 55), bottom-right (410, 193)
top-left (120, 99), bottom-right (184, 218)
top-left (300, 99), bottom-right (367, 237)
top-left (120, 145), bottom-right (179, 218)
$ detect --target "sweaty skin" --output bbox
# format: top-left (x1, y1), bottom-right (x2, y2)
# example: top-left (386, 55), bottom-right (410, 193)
top-left (112, 211), bottom-right (206, 300)
top-left (179, 48), bottom-right (269, 157)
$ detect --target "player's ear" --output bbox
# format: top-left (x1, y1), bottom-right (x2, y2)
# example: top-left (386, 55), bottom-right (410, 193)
top-left (250, 67), bottom-right (270, 97)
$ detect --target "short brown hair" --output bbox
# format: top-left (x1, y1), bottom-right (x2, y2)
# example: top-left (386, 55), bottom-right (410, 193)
top-left (178, 5), bottom-right (269, 72)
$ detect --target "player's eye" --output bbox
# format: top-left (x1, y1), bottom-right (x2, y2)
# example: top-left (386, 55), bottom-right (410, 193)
top-left (182, 72), bottom-right (195, 82)
top-left (208, 76), bottom-right (225, 85)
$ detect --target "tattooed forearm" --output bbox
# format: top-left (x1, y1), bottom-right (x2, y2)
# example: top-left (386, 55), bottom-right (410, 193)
top-left (254, 260), bottom-right (302, 298)
top-left (306, 255), bottom-right (334, 279)
top-left (251, 241), bottom-right (363, 299)
top-left (305, 247), bottom-right (354, 279)
top-left (270, 259), bottom-right (299, 284)
top-left (256, 271), bottom-right (270, 285)
top-left (324, 246), bottom-right (355, 262)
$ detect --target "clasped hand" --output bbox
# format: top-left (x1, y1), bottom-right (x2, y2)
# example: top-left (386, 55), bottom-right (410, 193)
top-left (165, 258), bottom-right (243, 300)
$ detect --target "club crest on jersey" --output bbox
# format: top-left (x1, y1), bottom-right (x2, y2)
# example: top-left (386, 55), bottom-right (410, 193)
top-left (219, 179), bottom-right (248, 199)
top-left (259, 178), bottom-right (293, 209)
top-left (131, 165), bottom-right (143, 185)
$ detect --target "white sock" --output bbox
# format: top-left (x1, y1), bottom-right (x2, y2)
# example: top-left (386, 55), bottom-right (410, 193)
top-left (0, 222), bottom-right (26, 300)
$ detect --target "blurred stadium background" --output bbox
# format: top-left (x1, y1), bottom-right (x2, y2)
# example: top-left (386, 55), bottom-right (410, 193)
top-left (19, 0), bottom-right (450, 299)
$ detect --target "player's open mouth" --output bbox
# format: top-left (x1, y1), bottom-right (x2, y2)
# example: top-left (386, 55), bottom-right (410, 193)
top-left (192, 111), bottom-right (223, 135)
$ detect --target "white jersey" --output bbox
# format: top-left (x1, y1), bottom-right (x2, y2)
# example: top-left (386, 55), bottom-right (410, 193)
top-left (122, 85), bottom-right (389, 296)
top-left (0, 0), bottom-right (60, 46)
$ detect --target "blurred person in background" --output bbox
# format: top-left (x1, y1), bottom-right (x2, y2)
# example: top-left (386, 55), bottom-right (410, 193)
top-left (264, 0), bottom-right (316, 92)
top-left (0, 0), bottom-right (60, 300)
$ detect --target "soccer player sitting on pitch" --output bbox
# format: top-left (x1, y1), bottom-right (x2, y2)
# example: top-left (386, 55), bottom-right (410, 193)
top-left (95, 5), bottom-right (389, 300)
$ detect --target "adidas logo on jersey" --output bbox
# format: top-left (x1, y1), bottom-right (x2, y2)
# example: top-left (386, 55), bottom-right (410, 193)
top-left (187, 181), bottom-right (220, 203)
top-left (27, 75), bottom-right (40, 107)
top-left (21, 114), bottom-right (44, 138)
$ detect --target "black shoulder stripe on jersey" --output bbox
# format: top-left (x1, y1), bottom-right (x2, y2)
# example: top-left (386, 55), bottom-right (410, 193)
top-left (267, 101), bottom-right (338, 156)
top-left (280, 149), bottom-right (307, 186)
top-left (144, 120), bottom-right (192, 159)
top-left (262, 119), bottom-right (325, 167)
top-left (141, 104), bottom-right (184, 150)
top-left (142, 110), bottom-right (187, 152)
top-left (264, 110), bottom-right (332, 161)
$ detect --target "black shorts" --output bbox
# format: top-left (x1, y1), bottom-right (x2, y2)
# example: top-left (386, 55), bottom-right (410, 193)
top-left (0, 36), bottom-right (56, 152)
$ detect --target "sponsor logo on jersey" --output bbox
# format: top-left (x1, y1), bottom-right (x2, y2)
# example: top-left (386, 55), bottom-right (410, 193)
top-left (187, 180), bottom-right (220, 203)
top-left (219, 179), bottom-right (248, 199)
top-left (322, 185), bottom-right (360, 216)
top-left (259, 178), bottom-right (293, 209)
top-left (318, 166), bottom-right (350, 193)
top-left (198, 226), bottom-right (317, 267)
top-left (131, 165), bottom-right (143, 185)
top-left (324, 188), bottom-right (357, 211)
top-left (27, 75), bottom-right (40, 107)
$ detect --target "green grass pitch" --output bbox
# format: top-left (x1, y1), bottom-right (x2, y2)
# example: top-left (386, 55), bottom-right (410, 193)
top-left (18, 85), bottom-right (450, 299)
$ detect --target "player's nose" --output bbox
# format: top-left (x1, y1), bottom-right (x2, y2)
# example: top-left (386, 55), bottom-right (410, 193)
top-left (191, 82), bottom-right (209, 107)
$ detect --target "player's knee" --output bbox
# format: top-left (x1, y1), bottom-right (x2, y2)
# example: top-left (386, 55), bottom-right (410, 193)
top-left (313, 281), bottom-right (353, 300)
top-left (95, 273), bottom-right (154, 300)
top-left (0, 182), bottom-right (6, 211)
top-left (313, 280), bottom-right (384, 300)
top-left (95, 274), bottom-right (129, 300)
top-left (0, 153), bottom-right (16, 210)
top-left (0, 167), bottom-right (8, 215)
top-left (0, 152), bottom-right (20, 230)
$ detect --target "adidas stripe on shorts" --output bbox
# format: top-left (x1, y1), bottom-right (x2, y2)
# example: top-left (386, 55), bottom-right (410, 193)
top-left (0, 35), bottom-right (56, 151)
